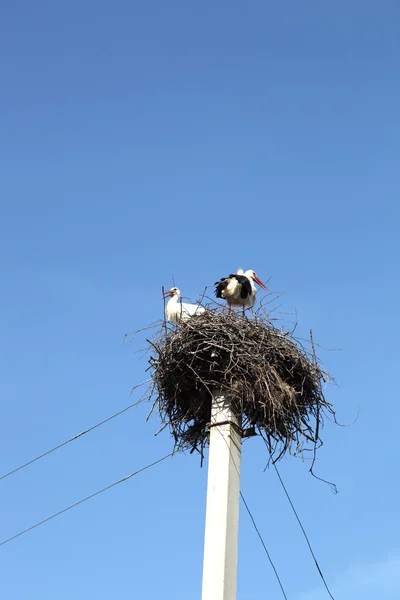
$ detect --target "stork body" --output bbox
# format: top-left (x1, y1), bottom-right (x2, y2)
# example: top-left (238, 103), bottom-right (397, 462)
top-left (214, 268), bottom-right (267, 310)
top-left (163, 287), bottom-right (205, 322)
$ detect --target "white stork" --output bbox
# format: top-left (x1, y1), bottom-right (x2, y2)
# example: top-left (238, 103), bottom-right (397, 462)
top-left (163, 287), bottom-right (206, 322)
top-left (214, 268), bottom-right (268, 312)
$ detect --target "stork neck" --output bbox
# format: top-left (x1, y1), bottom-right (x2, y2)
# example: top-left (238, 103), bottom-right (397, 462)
top-left (169, 293), bottom-right (180, 304)
top-left (249, 278), bottom-right (256, 292)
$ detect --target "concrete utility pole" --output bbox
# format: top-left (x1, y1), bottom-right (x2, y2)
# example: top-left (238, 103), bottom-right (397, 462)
top-left (201, 391), bottom-right (242, 600)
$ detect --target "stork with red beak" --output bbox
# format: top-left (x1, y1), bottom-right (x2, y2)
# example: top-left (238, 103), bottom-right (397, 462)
top-left (163, 287), bottom-right (206, 322)
top-left (214, 268), bottom-right (268, 311)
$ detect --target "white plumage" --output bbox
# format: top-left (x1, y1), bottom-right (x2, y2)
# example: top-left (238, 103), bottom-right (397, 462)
top-left (163, 287), bottom-right (205, 322)
top-left (214, 268), bottom-right (268, 309)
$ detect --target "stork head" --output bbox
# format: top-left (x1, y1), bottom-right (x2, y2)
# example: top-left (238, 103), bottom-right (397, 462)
top-left (245, 270), bottom-right (268, 291)
top-left (163, 287), bottom-right (181, 299)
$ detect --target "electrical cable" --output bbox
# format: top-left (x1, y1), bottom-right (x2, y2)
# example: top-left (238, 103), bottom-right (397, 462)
top-left (259, 431), bottom-right (335, 599)
top-left (272, 462), bottom-right (335, 599)
top-left (0, 380), bottom-right (151, 482)
top-left (214, 424), bottom-right (289, 599)
top-left (0, 451), bottom-right (174, 547)
top-left (240, 490), bottom-right (289, 600)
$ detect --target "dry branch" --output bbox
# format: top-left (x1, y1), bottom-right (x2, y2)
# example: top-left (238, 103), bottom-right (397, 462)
top-left (147, 304), bottom-right (334, 462)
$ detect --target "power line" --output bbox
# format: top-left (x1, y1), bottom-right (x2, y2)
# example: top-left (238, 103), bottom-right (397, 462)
top-left (0, 452), bottom-right (174, 547)
top-left (240, 490), bottom-right (289, 600)
top-left (0, 380), bottom-right (151, 482)
top-left (272, 462), bottom-right (335, 600)
top-left (214, 425), bottom-right (289, 599)
top-left (259, 431), bottom-right (335, 599)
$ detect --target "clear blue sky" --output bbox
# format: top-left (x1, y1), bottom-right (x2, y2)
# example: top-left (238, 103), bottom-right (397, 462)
top-left (1, 1), bottom-right (399, 598)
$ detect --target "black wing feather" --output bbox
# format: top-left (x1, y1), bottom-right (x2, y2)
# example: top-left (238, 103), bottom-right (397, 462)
top-left (214, 274), bottom-right (237, 298)
top-left (234, 275), bottom-right (252, 299)
top-left (215, 281), bottom-right (226, 298)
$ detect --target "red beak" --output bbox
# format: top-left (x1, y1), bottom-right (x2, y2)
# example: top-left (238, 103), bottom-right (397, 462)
top-left (163, 289), bottom-right (174, 298)
top-left (253, 276), bottom-right (268, 291)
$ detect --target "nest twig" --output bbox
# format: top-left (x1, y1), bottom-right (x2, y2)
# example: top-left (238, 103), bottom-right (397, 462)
top-left (147, 303), bottom-right (334, 463)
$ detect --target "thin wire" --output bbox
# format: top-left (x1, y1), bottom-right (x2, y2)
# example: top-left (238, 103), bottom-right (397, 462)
top-left (240, 491), bottom-right (288, 600)
top-left (0, 381), bottom-right (151, 482)
top-left (213, 424), bottom-right (288, 599)
top-left (0, 452), bottom-right (174, 547)
top-left (259, 430), bottom-right (335, 599)
top-left (272, 462), bottom-right (335, 599)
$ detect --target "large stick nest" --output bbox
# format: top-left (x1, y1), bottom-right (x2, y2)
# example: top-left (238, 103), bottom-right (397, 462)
top-left (148, 307), bottom-right (333, 462)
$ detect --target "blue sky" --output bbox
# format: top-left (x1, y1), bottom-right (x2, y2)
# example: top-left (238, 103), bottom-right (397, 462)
top-left (1, 1), bottom-right (399, 598)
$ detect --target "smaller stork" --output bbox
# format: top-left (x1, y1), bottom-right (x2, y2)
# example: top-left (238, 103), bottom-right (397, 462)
top-left (163, 287), bottom-right (206, 322)
top-left (214, 268), bottom-right (268, 313)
